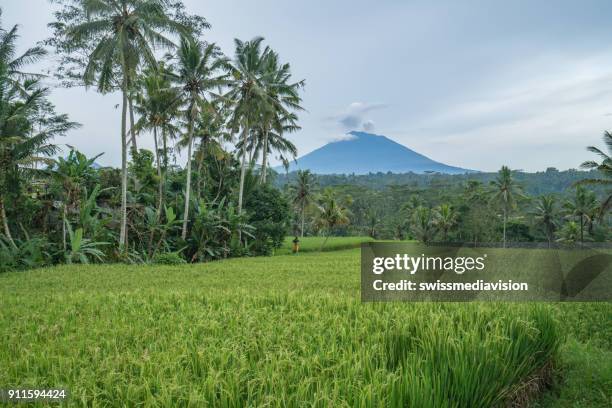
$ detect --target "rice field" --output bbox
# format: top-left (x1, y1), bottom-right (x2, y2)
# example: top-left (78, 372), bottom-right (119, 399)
top-left (276, 236), bottom-right (373, 254)
top-left (0, 245), bottom-right (609, 407)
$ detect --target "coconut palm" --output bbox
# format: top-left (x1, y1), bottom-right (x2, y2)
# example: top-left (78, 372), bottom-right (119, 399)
top-left (433, 203), bottom-right (457, 242)
top-left (490, 166), bottom-right (523, 248)
top-left (314, 189), bottom-right (350, 250)
top-left (410, 206), bottom-right (436, 244)
top-left (563, 186), bottom-right (598, 245)
top-left (0, 10), bottom-right (46, 87)
top-left (224, 37), bottom-right (272, 214)
top-left (225, 38), bottom-right (304, 210)
top-left (177, 100), bottom-right (231, 201)
top-left (556, 221), bottom-right (580, 247)
top-left (171, 36), bottom-right (226, 239)
top-left (290, 170), bottom-right (316, 238)
top-left (57, 0), bottom-right (186, 248)
top-left (134, 64), bottom-right (181, 216)
top-left (578, 131), bottom-right (612, 216)
top-left (257, 51), bottom-right (304, 183)
top-left (532, 195), bottom-right (557, 247)
top-left (237, 111), bottom-right (300, 177)
top-left (0, 21), bottom-right (78, 247)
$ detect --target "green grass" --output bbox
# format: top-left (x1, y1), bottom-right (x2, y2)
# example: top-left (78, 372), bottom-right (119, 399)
top-left (276, 235), bottom-right (373, 255)
top-left (0, 248), bottom-right (608, 406)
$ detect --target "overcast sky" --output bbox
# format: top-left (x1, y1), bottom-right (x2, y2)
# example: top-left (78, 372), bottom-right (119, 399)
top-left (4, 0), bottom-right (612, 172)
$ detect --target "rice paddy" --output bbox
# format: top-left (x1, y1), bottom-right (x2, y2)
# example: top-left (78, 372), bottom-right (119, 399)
top-left (0, 243), bottom-right (610, 407)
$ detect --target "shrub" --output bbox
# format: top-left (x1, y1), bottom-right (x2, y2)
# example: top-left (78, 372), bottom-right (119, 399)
top-left (152, 251), bottom-right (186, 265)
top-left (245, 184), bottom-right (290, 255)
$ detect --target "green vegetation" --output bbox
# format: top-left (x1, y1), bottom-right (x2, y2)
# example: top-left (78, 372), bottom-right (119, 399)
top-left (5, 248), bottom-right (598, 407)
top-left (277, 235), bottom-right (373, 254)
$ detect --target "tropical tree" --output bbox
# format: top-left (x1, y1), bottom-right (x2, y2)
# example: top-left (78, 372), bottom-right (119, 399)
top-left (578, 131), bottom-right (612, 216)
top-left (50, 0), bottom-right (188, 249)
top-left (170, 36), bottom-right (226, 238)
top-left (226, 38), bottom-right (304, 210)
top-left (290, 170), bottom-right (316, 237)
top-left (225, 37), bottom-right (270, 214)
top-left (314, 189), bottom-right (350, 250)
top-left (134, 64), bottom-right (181, 216)
top-left (52, 149), bottom-right (103, 249)
top-left (433, 203), bottom-right (457, 242)
top-left (532, 195), bottom-right (557, 247)
top-left (490, 166), bottom-right (523, 247)
top-left (0, 19), bottom-right (78, 247)
top-left (556, 221), bottom-right (580, 247)
top-left (410, 206), bottom-right (436, 244)
top-left (257, 50), bottom-right (304, 183)
top-left (563, 186), bottom-right (598, 245)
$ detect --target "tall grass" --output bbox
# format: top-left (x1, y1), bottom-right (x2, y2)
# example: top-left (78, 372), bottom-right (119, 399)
top-left (0, 250), bottom-right (561, 406)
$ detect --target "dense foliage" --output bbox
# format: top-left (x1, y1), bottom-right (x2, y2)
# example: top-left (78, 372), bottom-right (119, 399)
top-left (280, 162), bottom-right (611, 246)
top-left (0, 2), bottom-right (304, 271)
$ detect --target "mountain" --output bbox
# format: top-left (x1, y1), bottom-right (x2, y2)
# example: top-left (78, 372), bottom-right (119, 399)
top-left (280, 131), bottom-right (474, 175)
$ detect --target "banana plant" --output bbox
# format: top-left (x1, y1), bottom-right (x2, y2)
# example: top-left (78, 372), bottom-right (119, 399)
top-left (64, 221), bottom-right (108, 264)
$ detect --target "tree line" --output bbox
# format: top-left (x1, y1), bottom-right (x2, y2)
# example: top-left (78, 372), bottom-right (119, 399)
top-left (284, 142), bottom-right (611, 248)
top-left (1, 1), bottom-right (305, 270)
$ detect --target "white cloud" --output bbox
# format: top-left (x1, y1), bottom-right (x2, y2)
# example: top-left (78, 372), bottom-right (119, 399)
top-left (327, 101), bottom-right (386, 131)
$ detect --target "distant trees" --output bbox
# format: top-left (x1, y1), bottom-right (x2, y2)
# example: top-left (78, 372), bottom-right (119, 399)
top-left (563, 186), bottom-right (598, 245)
top-left (314, 189), bottom-right (350, 249)
top-left (289, 170), bottom-right (316, 237)
top-left (490, 166), bottom-right (523, 247)
top-left (579, 131), bottom-right (612, 216)
top-left (433, 204), bottom-right (457, 242)
top-left (532, 195), bottom-right (557, 247)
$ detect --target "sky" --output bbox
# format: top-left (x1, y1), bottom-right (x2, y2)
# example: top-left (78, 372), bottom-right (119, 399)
top-left (4, 0), bottom-right (612, 172)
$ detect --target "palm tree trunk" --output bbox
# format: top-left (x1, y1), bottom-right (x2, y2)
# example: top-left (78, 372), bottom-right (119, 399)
top-left (301, 205), bottom-right (305, 238)
top-left (128, 96), bottom-right (137, 157)
top-left (0, 196), bottom-right (16, 249)
top-left (119, 81), bottom-right (128, 249)
top-left (320, 233), bottom-right (330, 251)
top-left (153, 127), bottom-right (163, 217)
top-left (261, 127), bottom-right (269, 183)
top-left (580, 214), bottom-right (584, 246)
top-left (62, 204), bottom-right (67, 251)
top-left (181, 121), bottom-right (194, 240)
top-left (502, 208), bottom-right (507, 248)
top-left (238, 123), bottom-right (249, 214)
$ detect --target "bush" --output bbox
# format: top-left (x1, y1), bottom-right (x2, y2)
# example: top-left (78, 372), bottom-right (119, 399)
top-left (245, 184), bottom-right (290, 255)
top-left (152, 252), bottom-right (186, 265)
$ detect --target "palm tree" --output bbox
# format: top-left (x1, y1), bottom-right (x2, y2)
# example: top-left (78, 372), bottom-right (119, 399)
top-left (134, 64), bottom-right (181, 217)
top-left (225, 37), bottom-right (270, 214)
top-left (58, 0), bottom-right (186, 248)
top-left (532, 195), bottom-right (557, 247)
top-left (578, 131), bottom-right (612, 216)
top-left (177, 101), bottom-right (231, 201)
top-left (563, 185), bottom-right (598, 245)
top-left (314, 189), bottom-right (350, 250)
top-left (0, 20), bottom-right (77, 248)
top-left (433, 203), bottom-right (457, 242)
top-left (410, 206), bottom-right (436, 244)
top-left (226, 38), bottom-right (303, 210)
top-left (290, 170), bottom-right (316, 238)
top-left (257, 51), bottom-right (304, 183)
top-left (171, 36), bottom-right (226, 239)
top-left (557, 221), bottom-right (580, 247)
top-left (490, 166), bottom-right (522, 248)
